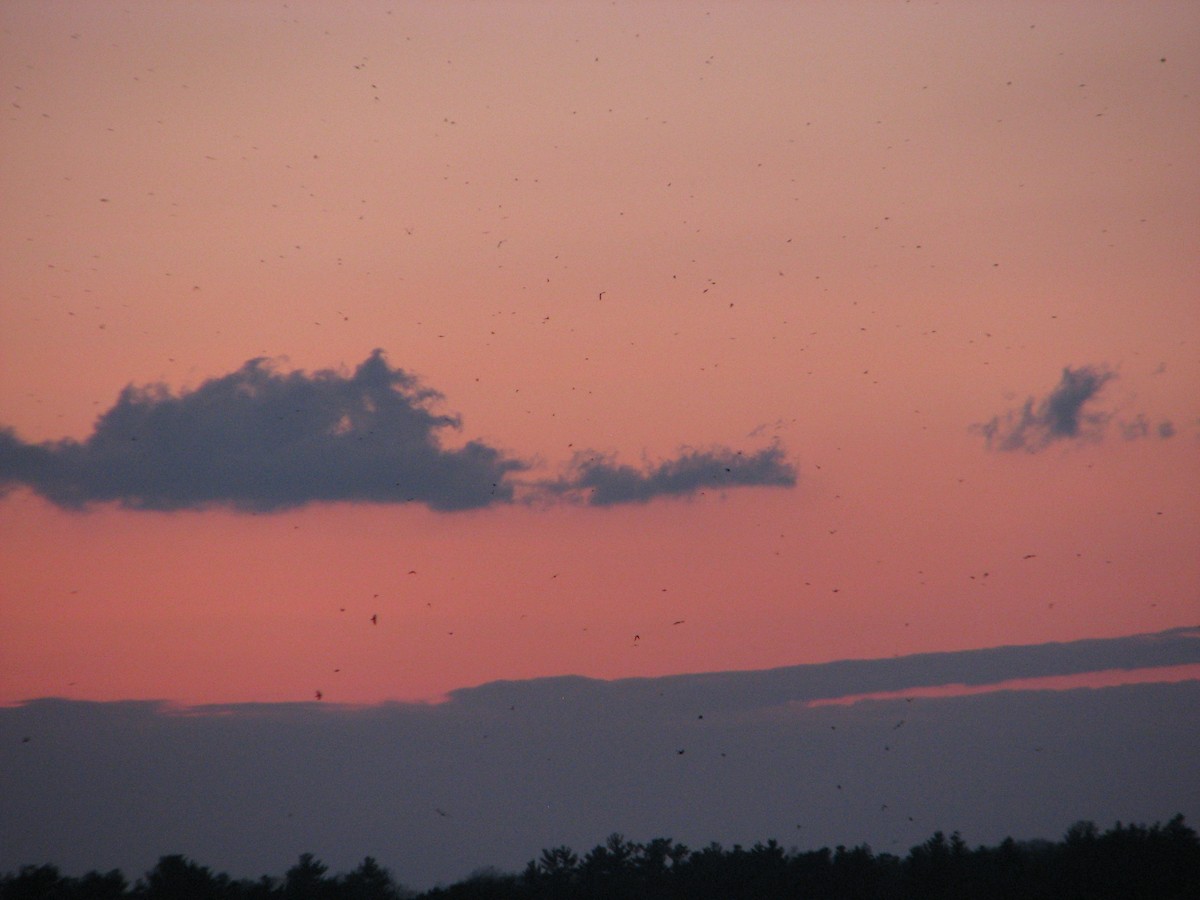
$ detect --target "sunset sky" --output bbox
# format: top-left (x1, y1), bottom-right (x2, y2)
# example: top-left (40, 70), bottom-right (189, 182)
top-left (1, 0), bottom-right (1197, 711)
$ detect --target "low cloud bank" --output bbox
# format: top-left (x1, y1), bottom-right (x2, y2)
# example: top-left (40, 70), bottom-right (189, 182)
top-left (2, 628), bottom-right (1197, 890)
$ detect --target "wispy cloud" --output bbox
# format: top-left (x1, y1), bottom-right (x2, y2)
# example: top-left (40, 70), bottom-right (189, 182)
top-left (0, 352), bottom-right (796, 512)
top-left (1118, 414), bottom-right (1177, 442)
top-left (542, 445), bottom-right (797, 506)
top-left (975, 365), bottom-right (1117, 452)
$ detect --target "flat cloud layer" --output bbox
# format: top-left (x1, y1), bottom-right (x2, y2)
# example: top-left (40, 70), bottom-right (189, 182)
top-left (2, 627), bottom-right (1197, 891)
top-left (0, 351), bottom-right (796, 512)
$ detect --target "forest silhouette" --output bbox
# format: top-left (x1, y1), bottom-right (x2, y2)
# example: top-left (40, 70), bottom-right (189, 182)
top-left (2, 816), bottom-right (1197, 899)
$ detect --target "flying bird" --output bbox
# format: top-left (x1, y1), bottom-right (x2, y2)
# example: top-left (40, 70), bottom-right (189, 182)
top-left (370, 614), bottom-right (378, 625)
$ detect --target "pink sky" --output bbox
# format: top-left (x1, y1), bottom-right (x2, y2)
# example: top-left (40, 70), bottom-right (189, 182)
top-left (1, 0), bottom-right (1197, 706)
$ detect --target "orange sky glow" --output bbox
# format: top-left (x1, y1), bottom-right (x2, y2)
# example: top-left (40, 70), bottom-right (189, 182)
top-left (1, 1), bottom-right (1197, 707)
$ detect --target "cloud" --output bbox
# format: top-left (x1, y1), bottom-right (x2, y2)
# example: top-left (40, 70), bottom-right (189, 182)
top-left (0, 351), bottom-right (796, 513)
top-left (0, 350), bottom-right (525, 512)
top-left (975, 365), bottom-right (1117, 452)
top-left (542, 444), bottom-right (797, 506)
top-left (2, 628), bottom-right (1197, 890)
top-left (1117, 414), bottom-right (1177, 442)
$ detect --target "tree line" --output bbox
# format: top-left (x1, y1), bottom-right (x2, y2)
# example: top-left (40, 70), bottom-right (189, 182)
top-left (3, 815), bottom-right (1197, 900)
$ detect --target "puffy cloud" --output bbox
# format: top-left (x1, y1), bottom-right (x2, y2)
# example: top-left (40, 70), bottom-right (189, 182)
top-left (976, 365), bottom-right (1117, 452)
top-left (0, 352), bottom-right (797, 512)
top-left (543, 444), bottom-right (797, 506)
top-left (0, 350), bottom-right (525, 512)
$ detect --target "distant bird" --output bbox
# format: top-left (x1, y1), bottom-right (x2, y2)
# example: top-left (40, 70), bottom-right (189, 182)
top-left (676, 749), bottom-right (685, 755)
top-left (1022, 554), bottom-right (1037, 559)
top-left (435, 808), bottom-right (449, 817)
top-left (315, 690), bottom-right (323, 700)
top-left (20, 736), bottom-right (30, 743)
top-left (370, 614), bottom-right (378, 625)
top-left (672, 619), bottom-right (686, 625)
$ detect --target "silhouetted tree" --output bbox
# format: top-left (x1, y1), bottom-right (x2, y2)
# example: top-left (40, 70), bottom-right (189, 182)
top-left (137, 855), bottom-right (230, 900)
top-left (4, 814), bottom-right (1199, 900)
top-left (337, 857), bottom-right (409, 900)
top-left (72, 872), bottom-right (126, 900)
top-left (1, 864), bottom-right (69, 900)
top-left (283, 854), bottom-right (331, 900)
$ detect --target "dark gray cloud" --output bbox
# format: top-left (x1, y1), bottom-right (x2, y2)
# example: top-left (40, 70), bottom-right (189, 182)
top-left (545, 445), bottom-right (796, 506)
top-left (975, 365), bottom-right (1117, 452)
top-left (0, 351), bottom-right (797, 512)
top-left (2, 628), bottom-right (1197, 890)
top-left (0, 351), bottom-right (524, 512)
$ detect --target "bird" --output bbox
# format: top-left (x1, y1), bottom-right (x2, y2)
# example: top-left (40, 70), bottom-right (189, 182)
top-left (315, 690), bottom-right (323, 700)
top-left (370, 614), bottom-right (378, 625)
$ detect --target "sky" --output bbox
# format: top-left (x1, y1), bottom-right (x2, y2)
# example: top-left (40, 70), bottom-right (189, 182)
top-left (0, 1), bottom-right (1198, 876)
